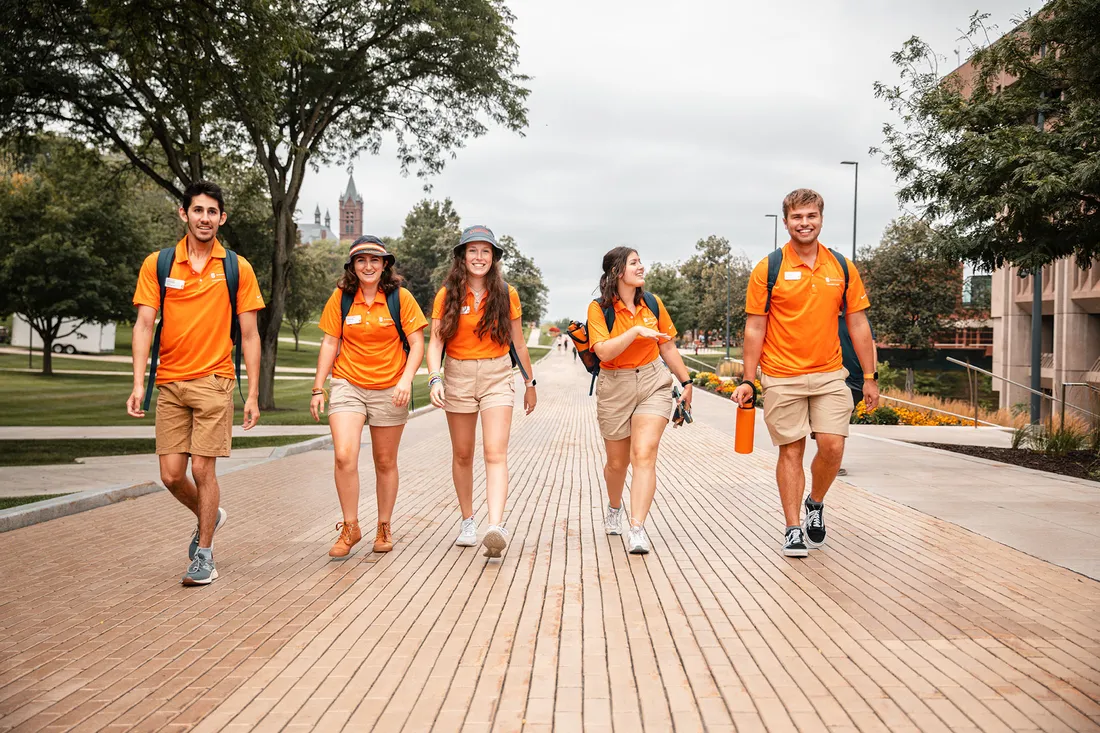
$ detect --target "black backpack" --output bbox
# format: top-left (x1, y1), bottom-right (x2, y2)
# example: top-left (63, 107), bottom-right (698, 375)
top-left (567, 291), bottom-right (662, 395)
top-left (142, 247), bottom-right (243, 411)
top-left (764, 247), bottom-right (866, 390)
top-left (339, 287), bottom-right (414, 407)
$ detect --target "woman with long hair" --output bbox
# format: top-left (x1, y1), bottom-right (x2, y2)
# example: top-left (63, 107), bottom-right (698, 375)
top-left (588, 247), bottom-right (693, 554)
top-left (427, 225), bottom-right (537, 559)
top-left (310, 236), bottom-right (428, 559)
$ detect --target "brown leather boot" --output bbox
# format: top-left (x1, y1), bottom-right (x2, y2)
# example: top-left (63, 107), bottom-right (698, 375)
top-left (373, 522), bottom-right (393, 553)
top-left (328, 521), bottom-right (361, 559)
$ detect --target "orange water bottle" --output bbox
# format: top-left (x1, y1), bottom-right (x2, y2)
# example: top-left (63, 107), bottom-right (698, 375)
top-left (734, 390), bottom-right (756, 454)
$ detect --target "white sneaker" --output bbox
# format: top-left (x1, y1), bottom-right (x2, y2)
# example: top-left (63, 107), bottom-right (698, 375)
top-left (482, 525), bottom-right (509, 558)
top-left (604, 504), bottom-right (624, 535)
top-left (455, 517), bottom-right (477, 547)
top-left (628, 525), bottom-right (650, 555)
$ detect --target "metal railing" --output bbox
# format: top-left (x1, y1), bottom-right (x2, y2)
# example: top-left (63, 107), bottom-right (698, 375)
top-left (876, 393), bottom-right (1004, 428)
top-left (945, 357), bottom-right (1100, 427)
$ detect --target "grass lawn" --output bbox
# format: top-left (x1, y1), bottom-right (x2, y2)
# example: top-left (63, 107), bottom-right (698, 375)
top-left (0, 352), bottom-right (131, 372)
top-left (279, 321), bottom-right (325, 344)
top-left (682, 350), bottom-right (743, 370)
top-left (0, 435), bottom-right (312, 467)
top-left (0, 494), bottom-right (75, 511)
top-left (0, 370), bottom-right (431, 426)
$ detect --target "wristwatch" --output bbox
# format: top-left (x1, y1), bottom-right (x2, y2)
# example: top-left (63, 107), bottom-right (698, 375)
top-left (680, 378), bottom-right (692, 387)
top-left (863, 371), bottom-right (878, 381)
top-left (525, 379), bottom-right (537, 387)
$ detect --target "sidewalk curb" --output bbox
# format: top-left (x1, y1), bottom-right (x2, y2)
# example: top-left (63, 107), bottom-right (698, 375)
top-left (0, 435), bottom-right (334, 534)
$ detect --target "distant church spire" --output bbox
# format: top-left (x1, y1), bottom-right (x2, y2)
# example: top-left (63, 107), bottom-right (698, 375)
top-left (314, 204), bottom-right (321, 225)
top-left (338, 170), bottom-right (364, 242)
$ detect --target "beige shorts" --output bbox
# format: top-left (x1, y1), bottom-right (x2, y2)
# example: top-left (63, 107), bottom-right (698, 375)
top-left (329, 379), bottom-right (410, 426)
top-left (156, 375), bottom-right (234, 457)
top-left (760, 368), bottom-right (853, 446)
top-left (595, 361), bottom-right (674, 441)
top-left (443, 354), bottom-right (515, 414)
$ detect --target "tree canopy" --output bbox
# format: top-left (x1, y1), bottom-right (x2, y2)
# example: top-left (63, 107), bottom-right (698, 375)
top-left (500, 235), bottom-right (548, 325)
top-left (874, 2), bottom-right (1100, 271)
top-left (2, 0), bottom-right (529, 408)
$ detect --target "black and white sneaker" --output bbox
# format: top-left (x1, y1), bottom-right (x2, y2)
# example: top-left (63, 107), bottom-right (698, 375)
top-left (802, 497), bottom-right (826, 548)
top-left (783, 527), bottom-right (809, 557)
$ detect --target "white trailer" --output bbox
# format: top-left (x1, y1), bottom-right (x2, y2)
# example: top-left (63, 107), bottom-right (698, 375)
top-left (11, 314), bottom-right (117, 354)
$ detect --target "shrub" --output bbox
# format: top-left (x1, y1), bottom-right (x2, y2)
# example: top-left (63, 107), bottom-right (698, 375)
top-left (870, 406), bottom-right (900, 425)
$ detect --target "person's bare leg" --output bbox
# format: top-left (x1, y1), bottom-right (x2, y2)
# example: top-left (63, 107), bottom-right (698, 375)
top-left (603, 437), bottom-right (631, 509)
top-left (160, 453), bottom-right (198, 516)
top-left (809, 434), bottom-right (845, 503)
top-left (369, 424), bottom-right (405, 523)
top-left (776, 438), bottom-right (807, 528)
top-left (626, 414), bottom-right (668, 527)
top-left (330, 412), bottom-right (367, 524)
top-left (479, 406), bottom-right (513, 526)
top-left (446, 411), bottom-right (479, 520)
top-left (190, 455), bottom-right (221, 547)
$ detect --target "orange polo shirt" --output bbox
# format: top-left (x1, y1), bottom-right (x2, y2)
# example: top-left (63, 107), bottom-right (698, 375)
top-left (431, 285), bottom-right (522, 360)
top-left (586, 295), bottom-right (676, 370)
top-left (318, 286), bottom-right (428, 389)
top-left (745, 242), bottom-right (869, 378)
top-left (133, 238), bottom-right (265, 384)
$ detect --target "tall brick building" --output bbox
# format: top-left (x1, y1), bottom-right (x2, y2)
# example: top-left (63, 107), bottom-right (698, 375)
top-left (338, 173), bottom-right (363, 242)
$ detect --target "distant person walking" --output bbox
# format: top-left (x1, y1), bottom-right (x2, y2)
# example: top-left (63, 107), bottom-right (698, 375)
top-left (588, 247), bottom-right (693, 555)
top-left (128, 181), bottom-right (265, 586)
top-left (428, 225), bottom-right (538, 559)
top-left (733, 189), bottom-right (878, 557)
top-left (310, 236), bottom-right (427, 559)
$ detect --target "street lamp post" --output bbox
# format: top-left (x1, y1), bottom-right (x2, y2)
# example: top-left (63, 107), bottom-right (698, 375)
top-left (841, 161), bottom-right (858, 260)
top-left (765, 214), bottom-right (778, 250)
top-left (725, 245), bottom-right (731, 359)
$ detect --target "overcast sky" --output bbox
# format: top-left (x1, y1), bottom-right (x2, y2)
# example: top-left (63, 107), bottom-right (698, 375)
top-left (298, 0), bottom-right (1033, 321)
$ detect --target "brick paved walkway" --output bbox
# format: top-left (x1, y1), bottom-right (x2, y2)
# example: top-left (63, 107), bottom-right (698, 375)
top-left (2, 351), bottom-right (1099, 732)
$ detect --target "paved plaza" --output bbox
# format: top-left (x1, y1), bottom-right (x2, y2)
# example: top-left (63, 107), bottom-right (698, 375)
top-left (2, 351), bottom-right (1099, 732)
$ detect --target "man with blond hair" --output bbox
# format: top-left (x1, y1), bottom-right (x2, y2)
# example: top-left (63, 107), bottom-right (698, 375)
top-left (733, 189), bottom-right (879, 557)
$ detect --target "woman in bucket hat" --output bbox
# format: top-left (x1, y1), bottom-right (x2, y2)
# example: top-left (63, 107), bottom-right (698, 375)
top-left (427, 225), bottom-right (538, 559)
top-left (587, 246), bottom-right (693, 555)
top-left (310, 236), bottom-right (428, 558)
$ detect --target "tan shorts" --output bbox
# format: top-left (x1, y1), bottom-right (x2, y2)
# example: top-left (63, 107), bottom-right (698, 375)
top-left (329, 379), bottom-right (409, 427)
top-left (595, 361), bottom-right (674, 441)
top-left (444, 354), bottom-right (516, 413)
top-left (156, 375), bottom-right (234, 457)
top-left (760, 368), bottom-right (853, 446)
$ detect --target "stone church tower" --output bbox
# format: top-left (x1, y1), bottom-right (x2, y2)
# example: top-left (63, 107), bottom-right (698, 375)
top-left (338, 172), bottom-right (363, 242)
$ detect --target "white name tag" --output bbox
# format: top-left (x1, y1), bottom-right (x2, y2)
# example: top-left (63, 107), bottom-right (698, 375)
top-left (165, 277), bottom-right (185, 290)
top-left (461, 306), bottom-right (471, 315)
top-left (345, 314), bottom-right (362, 325)
top-left (784, 271), bottom-right (802, 281)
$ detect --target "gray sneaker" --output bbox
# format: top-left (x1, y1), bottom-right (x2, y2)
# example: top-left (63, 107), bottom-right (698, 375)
top-left (181, 553), bottom-right (218, 586)
top-left (604, 504), bottom-right (625, 536)
top-left (189, 507), bottom-right (228, 561)
top-left (482, 525), bottom-right (509, 558)
top-left (627, 525), bottom-right (650, 555)
top-left (455, 517), bottom-right (478, 547)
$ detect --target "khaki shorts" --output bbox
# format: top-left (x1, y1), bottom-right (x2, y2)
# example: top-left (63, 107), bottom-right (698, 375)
top-left (760, 368), bottom-right (853, 446)
top-left (329, 379), bottom-right (409, 427)
top-left (444, 354), bottom-right (515, 414)
top-left (156, 375), bottom-right (234, 457)
top-left (595, 361), bottom-right (674, 441)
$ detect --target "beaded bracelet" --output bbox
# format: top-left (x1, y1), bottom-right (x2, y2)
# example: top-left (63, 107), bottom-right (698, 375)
top-left (429, 376), bottom-right (442, 388)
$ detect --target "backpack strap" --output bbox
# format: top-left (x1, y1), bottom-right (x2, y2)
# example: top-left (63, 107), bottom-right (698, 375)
top-left (386, 288), bottom-right (410, 357)
top-left (222, 249), bottom-right (245, 404)
top-left (828, 248), bottom-right (850, 315)
top-left (764, 249), bottom-right (784, 313)
top-left (339, 290), bottom-right (354, 335)
top-left (501, 281), bottom-right (530, 382)
top-left (641, 291), bottom-right (663, 324)
top-left (142, 247), bottom-right (177, 411)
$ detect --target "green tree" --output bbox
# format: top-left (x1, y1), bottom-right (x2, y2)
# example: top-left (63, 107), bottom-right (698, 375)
top-left (2, 0), bottom-right (529, 409)
top-left (643, 262), bottom-right (693, 335)
top-left (679, 236), bottom-right (748, 345)
top-left (861, 218), bottom-right (962, 391)
top-left (500, 235), bottom-right (548, 325)
top-left (390, 198), bottom-right (463, 313)
top-left (874, 3), bottom-right (1100, 272)
top-left (0, 135), bottom-right (147, 375)
top-left (285, 243), bottom-right (341, 351)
